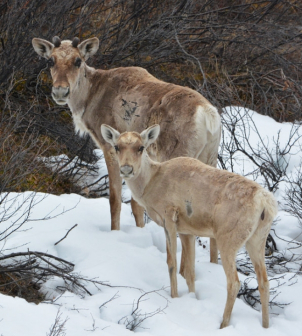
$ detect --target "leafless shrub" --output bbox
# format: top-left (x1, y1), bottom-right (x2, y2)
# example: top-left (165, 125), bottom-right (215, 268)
top-left (84, 313), bottom-right (99, 332)
top-left (118, 289), bottom-right (169, 331)
top-left (99, 291), bottom-right (120, 310)
top-left (237, 275), bottom-right (294, 311)
top-left (0, 249), bottom-right (88, 301)
top-left (0, 245), bottom-right (129, 302)
top-left (0, 193), bottom-right (43, 243)
top-left (219, 107), bottom-right (302, 192)
top-left (283, 165), bottom-right (302, 227)
top-left (0, 74), bottom-right (84, 194)
top-left (235, 230), bottom-right (301, 312)
top-left (46, 310), bottom-right (69, 336)
top-left (41, 154), bottom-right (110, 198)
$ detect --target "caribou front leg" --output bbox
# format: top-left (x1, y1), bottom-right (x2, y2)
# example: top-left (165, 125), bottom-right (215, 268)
top-left (131, 198), bottom-right (145, 228)
top-left (210, 238), bottom-right (218, 264)
top-left (103, 146), bottom-right (123, 230)
top-left (164, 217), bottom-right (178, 298)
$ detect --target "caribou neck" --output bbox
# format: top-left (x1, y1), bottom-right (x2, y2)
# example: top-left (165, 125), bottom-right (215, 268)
top-left (125, 153), bottom-right (160, 201)
top-left (68, 64), bottom-right (96, 116)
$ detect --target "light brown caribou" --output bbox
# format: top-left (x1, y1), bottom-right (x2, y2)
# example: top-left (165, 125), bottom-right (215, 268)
top-left (32, 36), bottom-right (221, 263)
top-left (101, 124), bottom-right (278, 329)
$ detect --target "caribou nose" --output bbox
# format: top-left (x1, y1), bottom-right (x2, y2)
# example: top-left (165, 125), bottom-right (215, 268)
top-left (120, 165), bottom-right (133, 176)
top-left (52, 86), bottom-right (70, 100)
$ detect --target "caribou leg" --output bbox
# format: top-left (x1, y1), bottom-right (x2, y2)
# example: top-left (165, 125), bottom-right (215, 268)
top-left (131, 198), bottom-right (145, 228)
top-left (219, 248), bottom-right (241, 329)
top-left (179, 233), bottom-right (195, 293)
top-left (246, 233), bottom-right (270, 328)
top-left (103, 147), bottom-right (123, 230)
top-left (210, 238), bottom-right (218, 263)
top-left (163, 214), bottom-right (178, 298)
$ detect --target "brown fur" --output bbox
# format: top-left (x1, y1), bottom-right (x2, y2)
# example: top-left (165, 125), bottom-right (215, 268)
top-left (32, 37), bottom-right (221, 263)
top-left (101, 125), bottom-right (278, 329)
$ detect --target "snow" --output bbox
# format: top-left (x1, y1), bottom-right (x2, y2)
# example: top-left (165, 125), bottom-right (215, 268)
top-left (1, 107), bottom-right (302, 335)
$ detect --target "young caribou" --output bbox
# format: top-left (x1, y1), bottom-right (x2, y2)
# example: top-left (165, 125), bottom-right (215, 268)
top-left (101, 124), bottom-right (278, 329)
top-left (32, 36), bottom-right (221, 264)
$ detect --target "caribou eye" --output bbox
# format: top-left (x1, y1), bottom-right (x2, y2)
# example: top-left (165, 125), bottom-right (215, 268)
top-left (138, 146), bottom-right (144, 153)
top-left (47, 57), bottom-right (55, 67)
top-left (74, 58), bottom-right (82, 68)
top-left (114, 145), bottom-right (120, 152)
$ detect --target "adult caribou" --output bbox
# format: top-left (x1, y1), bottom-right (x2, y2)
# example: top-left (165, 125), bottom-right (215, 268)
top-left (32, 36), bottom-right (221, 263)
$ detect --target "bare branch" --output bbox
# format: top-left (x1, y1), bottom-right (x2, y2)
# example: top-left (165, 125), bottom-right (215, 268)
top-left (54, 224), bottom-right (78, 246)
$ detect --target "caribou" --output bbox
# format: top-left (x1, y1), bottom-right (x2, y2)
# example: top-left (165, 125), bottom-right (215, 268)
top-left (101, 124), bottom-right (278, 329)
top-left (32, 36), bottom-right (221, 264)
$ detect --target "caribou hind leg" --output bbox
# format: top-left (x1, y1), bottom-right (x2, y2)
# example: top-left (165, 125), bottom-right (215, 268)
top-left (179, 233), bottom-right (195, 293)
top-left (245, 231), bottom-right (270, 328)
top-left (219, 247), bottom-right (241, 329)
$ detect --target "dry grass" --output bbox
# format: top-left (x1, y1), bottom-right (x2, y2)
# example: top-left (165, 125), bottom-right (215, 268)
top-left (0, 272), bottom-right (45, 304)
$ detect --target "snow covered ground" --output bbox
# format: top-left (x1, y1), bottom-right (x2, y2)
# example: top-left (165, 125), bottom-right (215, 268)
top-left (1, 107), bottom-right (302, 336)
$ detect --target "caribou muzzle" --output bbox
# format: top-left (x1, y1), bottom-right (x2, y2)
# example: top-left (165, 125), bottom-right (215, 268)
top-left (52, 86), bottom-right (70, 105)
top-left (120, 165), bottom-right (133, 178)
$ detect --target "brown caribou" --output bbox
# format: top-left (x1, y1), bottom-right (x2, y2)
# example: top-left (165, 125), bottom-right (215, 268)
top-left (32, 36), bottom-right (221, 264)
top-left (101, 124), bottom-right (278, 329)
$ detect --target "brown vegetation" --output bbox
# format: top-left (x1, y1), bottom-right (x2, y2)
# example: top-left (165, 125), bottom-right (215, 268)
top-left (0, 271), bottom-right (45, 304)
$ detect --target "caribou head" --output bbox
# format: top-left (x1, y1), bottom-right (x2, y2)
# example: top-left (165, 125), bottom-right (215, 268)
top-left (32, 36), bottom-right (99, 105)
top-left (101, 124), bottom-right (160, 179)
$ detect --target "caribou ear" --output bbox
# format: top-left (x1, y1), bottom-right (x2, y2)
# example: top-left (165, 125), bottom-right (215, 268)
top-left (78, 37), bottom-right (99, 60)
top-left (101, 124), bottom-right (121, 147)
top-left (32, 38), bottom-right (54, 59)
top-left (140, 125), bottom-right (160, 148)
